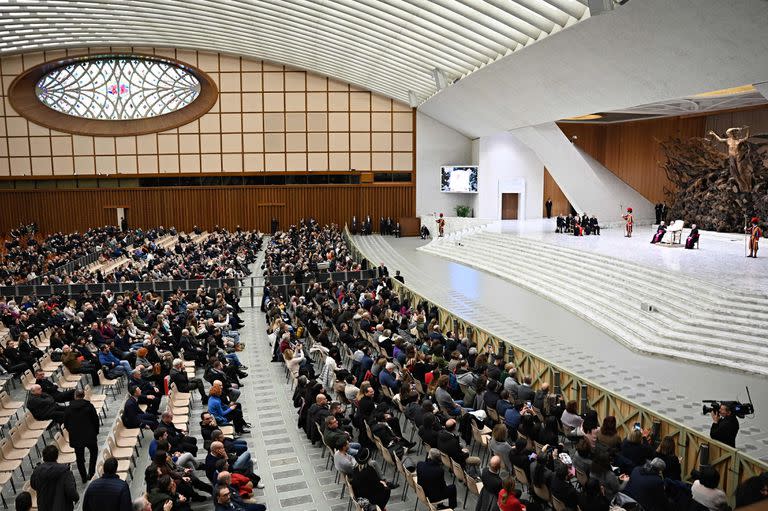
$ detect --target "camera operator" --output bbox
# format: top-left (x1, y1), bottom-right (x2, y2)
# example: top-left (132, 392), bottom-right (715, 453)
top-left (710, 403), bottom-right (739, 447)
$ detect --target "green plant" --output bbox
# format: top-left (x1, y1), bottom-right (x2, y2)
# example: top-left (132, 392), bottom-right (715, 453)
top-left (455, 205), bottom-right (472, 217)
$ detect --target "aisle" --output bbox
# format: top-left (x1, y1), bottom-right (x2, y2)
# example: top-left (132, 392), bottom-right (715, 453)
top-left (245, 292), bottom-right (425, 511)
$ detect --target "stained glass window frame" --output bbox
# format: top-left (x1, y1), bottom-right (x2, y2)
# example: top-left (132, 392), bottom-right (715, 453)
top-left (35, 55), bottom-right (202, 121)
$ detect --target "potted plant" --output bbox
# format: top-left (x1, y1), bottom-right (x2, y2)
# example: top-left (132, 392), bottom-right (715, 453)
top-left (455, 205), bottom-right (472, 218)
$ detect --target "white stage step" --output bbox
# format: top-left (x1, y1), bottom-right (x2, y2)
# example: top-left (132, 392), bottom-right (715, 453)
top-left (420, 231), bottom-right (768, 376)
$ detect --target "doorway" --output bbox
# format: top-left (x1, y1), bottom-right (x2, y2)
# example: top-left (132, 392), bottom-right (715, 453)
top-left (501, 193), bottom-right (519, 220)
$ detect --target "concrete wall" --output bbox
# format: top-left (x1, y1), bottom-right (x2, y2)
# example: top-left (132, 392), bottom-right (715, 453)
top-left (475, 132), bottom-right (543, 220)
top-left (415, 112), bottom-right (474, 217)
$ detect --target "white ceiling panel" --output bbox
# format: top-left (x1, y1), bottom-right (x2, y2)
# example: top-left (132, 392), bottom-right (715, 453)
top-left (0, 0), bottom-right (590, 103)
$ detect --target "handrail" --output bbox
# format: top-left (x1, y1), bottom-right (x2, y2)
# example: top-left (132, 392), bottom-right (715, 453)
top-left (0, 277), bottom-right (240, 299)
top-left (341, 226), bottom-right (767, 500)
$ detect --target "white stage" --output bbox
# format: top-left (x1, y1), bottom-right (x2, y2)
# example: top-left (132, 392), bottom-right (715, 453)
top-left (351, 222), bottom-right (768, 461)
top-left (494, 219), bottom-right (768, 294)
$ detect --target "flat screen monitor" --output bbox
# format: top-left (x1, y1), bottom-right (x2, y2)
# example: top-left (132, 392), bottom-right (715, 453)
top-left (441, 165), bottom-right (478, 193)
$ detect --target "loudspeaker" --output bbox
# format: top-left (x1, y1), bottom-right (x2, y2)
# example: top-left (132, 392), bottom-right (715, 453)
top-left (641, 302), bottom-right (656, 312)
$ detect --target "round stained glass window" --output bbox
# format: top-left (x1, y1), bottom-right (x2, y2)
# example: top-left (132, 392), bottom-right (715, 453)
top-left (35, 56), bottom-right (201, 120)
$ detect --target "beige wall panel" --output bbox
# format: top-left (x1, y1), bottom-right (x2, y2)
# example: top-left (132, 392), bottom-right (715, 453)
top-left (284, 72), bottom-right (305, 91)
top-left (372, 152), bottom-right (392, 171)
top-left (264, 153), bottom-right (285, 171)
top-left (307, 133), bottom-right (328, 152)
top-left (243, 133), bottom-right (264, 153)
top-left (264, 133), bottom-right (285, 152)
top-left (286, 132), bottom-right (306, 152)
top-left (222, 153), bottom-right (243, 172)
top-left (307, 113), bottom-right (327, 132)
top-left (328, 152), bottom-right (349, 170)
top-left (350, 152), bottom-right (371, 171)
top-left (242, 93), bottom-right (263, 112)
top-left (243, 153), bottom-right (264, 171)
top-left (179, 154), bottom-right (201, 173)
top-left (286, 152), bottom-right (307, 171)
top-left (0, 49), bottom-right (415, 179)
top-left (222, 133), bottom-right (242, 153)
top-left (307, 92), bottom-right (327, 111)
top-left (307, 153), bottom-right (328, 171)
top-left (393, 152), bottom-right (412, 171)
top-left (285, 113), bottom-right (306, 132)
top-left (307, 74), bottom-right (327, 91)
top-left (350, 113), bottom-right (371, 132)
top-left (350, 133), bottom-right (370, 151)
top-left (372, 132), bottom-right (392, 151)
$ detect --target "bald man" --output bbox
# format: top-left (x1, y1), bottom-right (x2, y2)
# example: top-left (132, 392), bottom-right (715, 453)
top-left (478, 455), bottom-right (504, 509)
top-left (27, 384), bottom-right (67, 424)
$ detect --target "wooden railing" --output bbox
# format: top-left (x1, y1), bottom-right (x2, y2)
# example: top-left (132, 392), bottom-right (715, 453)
top-left (343, 226), bottom-right (767, 500)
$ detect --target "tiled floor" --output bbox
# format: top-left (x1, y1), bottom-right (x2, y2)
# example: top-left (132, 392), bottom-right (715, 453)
top-left (352, 234), bottom-right (768, 462)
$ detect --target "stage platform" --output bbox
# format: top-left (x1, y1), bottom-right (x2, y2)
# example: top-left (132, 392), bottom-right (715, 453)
top-left (351, 227), bottom-right (768, 461)
top-left (495, 219), bottom-right (768, 294)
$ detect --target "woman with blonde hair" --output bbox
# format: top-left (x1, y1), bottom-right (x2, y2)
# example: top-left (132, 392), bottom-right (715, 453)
top-left (283, 348), bottom-right (305, 378)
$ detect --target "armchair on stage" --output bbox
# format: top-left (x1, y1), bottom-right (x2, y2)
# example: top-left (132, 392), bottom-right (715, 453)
top-left (664, 220), bottom-right (685, 245)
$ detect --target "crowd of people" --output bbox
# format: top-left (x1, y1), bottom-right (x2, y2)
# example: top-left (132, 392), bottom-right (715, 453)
top-left (555, 213), bottom-right (600, 236)
top-left (263, 219), bottom-right (361, 277)
top-left (1, 225), bottom-right (263, 286)
top-left (262, 226), bottom-right (765, 511)
top-left (0, 224), bottom-right (267, 510)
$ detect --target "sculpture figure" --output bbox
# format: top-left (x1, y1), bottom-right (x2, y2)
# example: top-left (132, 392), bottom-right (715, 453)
top-left (709, 127), bottom-right (752, 192)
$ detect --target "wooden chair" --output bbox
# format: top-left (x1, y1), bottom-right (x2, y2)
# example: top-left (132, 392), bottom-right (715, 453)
top-left (393, 452), bottom-right (417, 501)
top-left (464, 472), bottom-right (484, 509)
top-left (101, 448), bottom-right (132, 480)
top-left (513, 466), bottom-right (530, 495)
top-left (552, 495), bottom-right (567, 511)
top-left (0, 438), bottom-right (27, 478)
top-left (52, 432), bottom-right (76, 464)
top-left (97, 369), bottom-right (120, 398)
top-left (575, 467), bottom-right (589, 487)
top-left (20, 370), bottom-right (36, 391)
top-left (533, 483), bottom-right (551, 503)
top-left (416, 482), bottom-right (453, 511)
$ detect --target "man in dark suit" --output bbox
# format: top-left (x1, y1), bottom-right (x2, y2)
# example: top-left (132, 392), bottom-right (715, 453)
top-left (655, 203), bottom-right (662, 224)
top-left (35, 369), bottom-right (75, 403)
top-left (516, 375), bottom-right (536, 405)
top-left (477, 455), bottom-right (504, 511)
top-left (64, 390), bottom-right (100, 483)
top-left (417, 448), bottom-right (457, 509)
top-left (436, 419), bottom-right (481, 471)
top-left (122, 385), bottom-right (158, 430)
top-left (82, 457), bottom-right (131, 511)
top-left (27, 384), bottom-right (66, 424)
top-left (545, 198), bottom-right (553, 218)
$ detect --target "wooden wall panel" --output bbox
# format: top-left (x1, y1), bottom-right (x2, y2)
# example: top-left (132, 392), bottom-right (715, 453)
top-left (558, 117), bottom-right (707, 204)
top-left (542, 168), bottom-right (571, 217)
top-left (0, 185), bottom-right (415, 234)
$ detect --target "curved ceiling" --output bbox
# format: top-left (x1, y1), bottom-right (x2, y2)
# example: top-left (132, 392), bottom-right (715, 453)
top-left (0, 0), bottom-right (591, 104)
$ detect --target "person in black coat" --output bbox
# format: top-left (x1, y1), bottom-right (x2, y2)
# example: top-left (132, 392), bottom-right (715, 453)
top-left (122, 385), bottom-right (158, 430)
top-left (63, 390), bottom-right (100, 483)
top-left (710, 403), bottom-right (739, 448)
top-left (35, 369), bottom-right (75, 403)
top-left (349, 448), bottom-right (390, 510)
top-left (549, 461), bottom-right (579, 510)
top-left (27, 385), bottom-right (66, 424)
top-left (82, 457), bottom-right (132, 511)
top-left (417, 449), bottom-right (457, 509)
top-left (418, 414), bottom-right (440, 448)
top-left (31, 445), bottom-right (79, 511)
top-left (623, 458), bottom-right (671, 511)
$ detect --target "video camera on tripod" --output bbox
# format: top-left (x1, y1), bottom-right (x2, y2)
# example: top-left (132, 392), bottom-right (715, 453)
top-left (702, 386), bottom-right (755, 419)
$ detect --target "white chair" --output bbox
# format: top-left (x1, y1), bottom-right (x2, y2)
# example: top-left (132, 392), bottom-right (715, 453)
top-left (665, 219), bottom-right (685, 244)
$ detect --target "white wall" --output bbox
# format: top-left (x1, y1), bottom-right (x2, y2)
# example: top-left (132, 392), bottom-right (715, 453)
top-left (511, 123), bottom-right (653, 222)
top-left (475, 132), bottom-right (544, 220)
top-left (415, 112), bottom-right (475, 217)
top-left (420, 0), bottom-right (768, 138)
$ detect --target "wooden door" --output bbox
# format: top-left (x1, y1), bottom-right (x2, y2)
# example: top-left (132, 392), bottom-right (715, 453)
top-left (501, 193), bottom-right (519, 220)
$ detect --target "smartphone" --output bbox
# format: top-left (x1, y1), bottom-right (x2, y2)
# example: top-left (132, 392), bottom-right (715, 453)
top-left (633, 422), bottom-right (641, 431)
top-left (526, 401), bottom-right (532, 408)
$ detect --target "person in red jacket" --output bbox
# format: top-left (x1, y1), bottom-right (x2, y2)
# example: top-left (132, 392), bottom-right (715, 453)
top-left (498, 477), bottom-right (526, 511)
